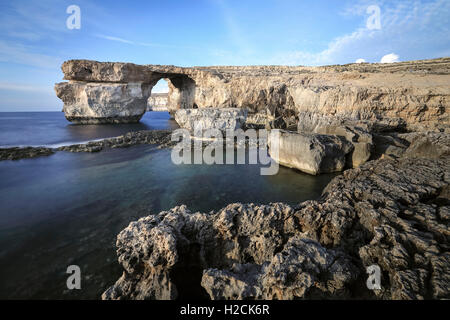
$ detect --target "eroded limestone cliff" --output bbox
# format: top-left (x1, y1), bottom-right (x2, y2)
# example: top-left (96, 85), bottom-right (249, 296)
top-left (55, 58), bottom-right (450, 130)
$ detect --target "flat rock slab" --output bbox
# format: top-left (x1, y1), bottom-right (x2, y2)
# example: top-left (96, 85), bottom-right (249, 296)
top-left (268, 129), bottom-right (353, 175)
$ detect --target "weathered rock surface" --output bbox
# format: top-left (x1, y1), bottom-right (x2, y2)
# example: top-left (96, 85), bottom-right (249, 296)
top-left (308, 124), bottom-right (374, 168)
top-left (174, 108), bottom-right (247, 133)
top-left (103, 157), bottom-right (450, 300)
top-left (57, 130), bottom-right (175, 152)
top-left (296, 157), bottom-right (450, 299)
top-left (56, 58), bottom-right (450, 130)
top-left (0, 147), bottom-right (54, 160)
top-left (55, 81), bottom-right (152, 124)
top-left (268, 129), bottom-right (353, 175)
top-left (400, 132), bottom-right (450, 159)
top-left (0, 130), bottom-right (175, 161)
top-left (371, 131), bottom-right (450, 161)
top-left (201, 237), bottom-right (359, 300)
top-left (61, 60), bottom-right (157, 83)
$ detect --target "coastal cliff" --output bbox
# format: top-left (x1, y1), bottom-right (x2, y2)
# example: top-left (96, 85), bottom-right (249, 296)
top-left (55, 58), bottom-right (449, 131)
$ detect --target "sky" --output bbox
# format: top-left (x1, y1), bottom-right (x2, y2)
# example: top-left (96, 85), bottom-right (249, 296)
top-left (0, 0), bottom-right (448, 111)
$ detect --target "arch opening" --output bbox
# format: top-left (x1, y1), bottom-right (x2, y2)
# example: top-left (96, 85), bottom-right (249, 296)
top-left (147, 78), bottom-right (169, 112)
top-left (147, 73), bottom-right (196, 118)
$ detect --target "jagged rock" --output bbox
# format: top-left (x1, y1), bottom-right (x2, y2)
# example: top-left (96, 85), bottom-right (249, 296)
top-left (102, 202), bottom-right (297, 300)
top-left (174, 108), bottom-right (247, 133)
top-left (54, 81), bottom-right (152, 124)
top-left (371, 132), bottom-right (450, 160)
top-left (371, 133), bottom-right (410, 160)
top-left (400, 132), bottom-right (450, 159)
top-left (0, 147), bottom-right (54, 160)
top-left (268, 129), bottom-right (353, 175)
top-left (201, 237), bottom-right (359, 300)
top-left (103, 156), bottom-right (450, 300)
top-left (311, 124), bottom-right (373, 168)
top-left (57, 130), bottom-right (175, 152)
top-left (0, 130), bottom-right (175, 161)
top-left (296, 157), bottom-right (450, 299)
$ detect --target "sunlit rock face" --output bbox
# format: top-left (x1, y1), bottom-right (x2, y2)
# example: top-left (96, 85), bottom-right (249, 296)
top-left (268, 130), bottom-right (353, 175)
top-left (56, 58), bottom-right (450, 130)
top-left (55, 81), bottom-right (152, 124)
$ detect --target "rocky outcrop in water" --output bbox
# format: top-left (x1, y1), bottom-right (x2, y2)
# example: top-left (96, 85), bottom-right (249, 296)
top-left (57, 130), bottom-right (175, 152)
top-left (0, 130), bottom-right (175, 161)
top-left (103, 156), bottom-right (450, 300)
top-left (55, 58), bottom-right (450, 130)
top-left (0, 147), bottom-right (54, 160)
top-left (174, 108), bottom-right (247, 133)
top-left (55, 81), bottom-right (152, 124)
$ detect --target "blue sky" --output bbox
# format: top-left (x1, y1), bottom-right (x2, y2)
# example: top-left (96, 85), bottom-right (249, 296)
top-left (0, 0), bottom-right (449, 111)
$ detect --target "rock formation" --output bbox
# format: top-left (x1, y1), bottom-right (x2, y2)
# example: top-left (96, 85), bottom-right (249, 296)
top-left (0, 146), bottom-right (54, 160)
top-left (55, 58), bottom-right (450, 130)
top-left (103, 156), bottom-right (450, 300)
top-left (55, 81), bottom-right (151, 124)
top-left (174, 108), bottom-right (247, 133)
top-left (268, 130), bottom-right (354, 175)
top-left (0, 130), bottom-right (175, 161)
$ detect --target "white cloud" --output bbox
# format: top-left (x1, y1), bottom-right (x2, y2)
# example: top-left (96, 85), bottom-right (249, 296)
top-left (356, 58), bottom-right (366, 63)
top-left (380, 53), bottom-right (399, 63)
top-left (0, 40), bottom-right (61, 69)
top-left (271, 0), bottom-right (450, 66)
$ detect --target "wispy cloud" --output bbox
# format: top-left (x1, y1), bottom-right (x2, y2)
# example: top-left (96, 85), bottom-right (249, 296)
top-left (271, 0), bottom-right (450, 65)
top-left (0, 40), bottom-right (61, 69)
top-left (94, 34), bottom-right (198, 51)
top-left (95, 34), bottom-right (135, 44)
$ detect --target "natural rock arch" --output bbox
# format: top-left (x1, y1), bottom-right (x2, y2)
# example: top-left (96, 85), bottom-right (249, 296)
top-left (54, 60), bottom-right (199, 124)
top-left (55, 58), bottom-right (450, 131)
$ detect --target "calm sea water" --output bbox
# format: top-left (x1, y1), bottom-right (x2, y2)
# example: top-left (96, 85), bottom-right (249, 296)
top-left (0, 111), bottom-right (337, 299)
top-left (0, 111), bottom-right (179, 147)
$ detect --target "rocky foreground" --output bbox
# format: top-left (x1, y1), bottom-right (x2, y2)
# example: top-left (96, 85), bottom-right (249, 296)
top-left (102, 156), bottom-right (449, 300)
